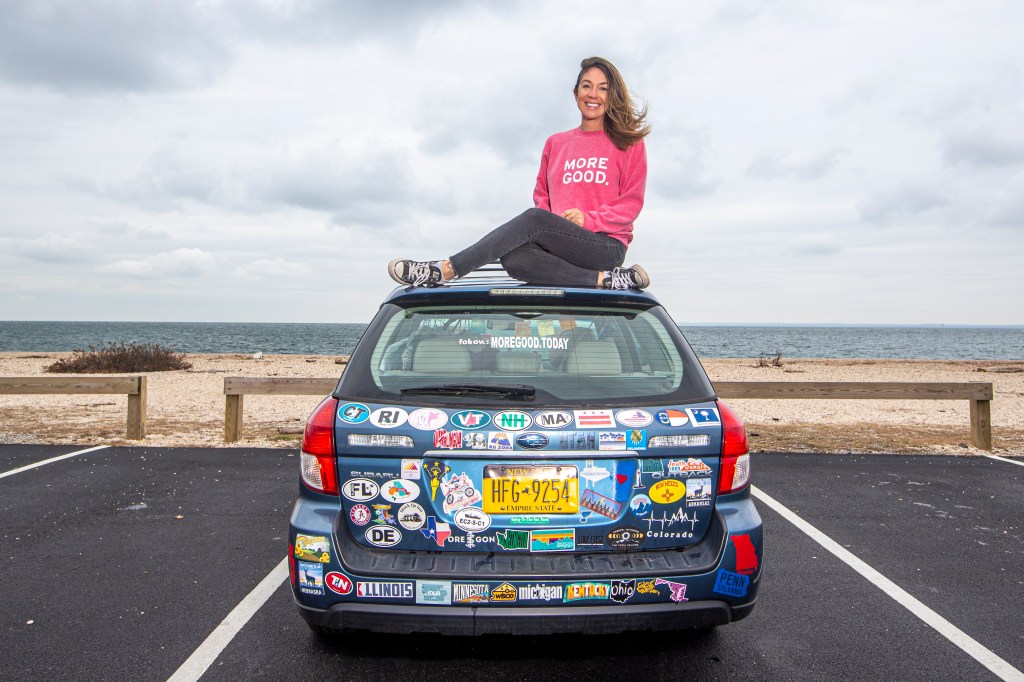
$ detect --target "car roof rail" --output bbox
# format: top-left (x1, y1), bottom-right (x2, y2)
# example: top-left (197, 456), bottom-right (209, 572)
top-left (445, 261), bottom-right (526, 288)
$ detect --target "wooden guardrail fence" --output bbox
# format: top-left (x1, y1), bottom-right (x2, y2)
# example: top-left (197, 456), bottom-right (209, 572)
top-left (224, 377), bottom-right (338, 442)
top-left (0, 376), bottom-right (147, 439)
top-left (715, 381), bottom-right (992, 450)
top-left (221, 378), bottom-right (993, 450)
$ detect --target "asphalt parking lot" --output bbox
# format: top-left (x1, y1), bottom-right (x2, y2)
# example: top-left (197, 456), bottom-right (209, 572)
top-left (1, 445), bottom-right (1021, 681)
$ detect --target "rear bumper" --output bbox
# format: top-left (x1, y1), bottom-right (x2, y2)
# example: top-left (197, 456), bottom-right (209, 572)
top-left (297, 597), bottom-right (756, 635)
top-left (290, 489), bottom-right (763, 635)
top-left (330, 506), bottom-right (729, 580)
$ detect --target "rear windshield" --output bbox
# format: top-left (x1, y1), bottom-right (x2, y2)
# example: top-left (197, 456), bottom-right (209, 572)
top-left (336, 303), bottom-right (715, 407)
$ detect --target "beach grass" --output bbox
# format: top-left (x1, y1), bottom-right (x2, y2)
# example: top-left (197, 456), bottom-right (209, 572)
top-left (45, 342), bottom-right (192, 374)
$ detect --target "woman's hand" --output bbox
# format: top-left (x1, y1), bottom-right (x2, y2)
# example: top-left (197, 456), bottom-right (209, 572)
top-left (562, 208), bottom-right (585, 227)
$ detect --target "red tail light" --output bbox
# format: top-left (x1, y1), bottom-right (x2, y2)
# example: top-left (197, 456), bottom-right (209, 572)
top-left (288, 544), bottom-right (297, 588)
top-left (300, 397), bottom-right (339, 495)
top-left (717, 400), bottom-right (750, 494)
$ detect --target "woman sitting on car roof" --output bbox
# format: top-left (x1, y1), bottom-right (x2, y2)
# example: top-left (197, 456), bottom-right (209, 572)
top-left (388, 55), bottom-right (651, 291)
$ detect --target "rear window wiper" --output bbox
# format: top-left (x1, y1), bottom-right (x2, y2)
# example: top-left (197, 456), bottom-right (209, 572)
top-left (400, 383), bottom-right (536, 399)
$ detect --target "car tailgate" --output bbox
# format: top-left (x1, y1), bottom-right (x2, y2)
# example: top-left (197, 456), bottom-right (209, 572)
top-left (334, 402), bottom-right (724, 554)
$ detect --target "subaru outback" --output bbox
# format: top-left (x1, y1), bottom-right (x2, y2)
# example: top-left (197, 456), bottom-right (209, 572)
top-left (290, 272), bottom-right (762, 635)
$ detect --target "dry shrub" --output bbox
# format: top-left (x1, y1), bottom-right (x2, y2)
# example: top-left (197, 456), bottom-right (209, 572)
top-left (46, 342), bottom-right (192, 373)
top-left (756, 353), bottom-right (784, 368)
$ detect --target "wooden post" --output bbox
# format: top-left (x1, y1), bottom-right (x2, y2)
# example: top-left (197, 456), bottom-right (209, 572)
top-left (225, 394), bottom-right (244, 443)
top-left (126, 376), bottom-right (147, 440)
top-left (970, 399), bottom-right (992, 451)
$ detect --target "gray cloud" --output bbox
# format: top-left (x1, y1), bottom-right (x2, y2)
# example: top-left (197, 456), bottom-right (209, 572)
top-left (857, 183), bottom-right (950, 224)
top-left (254, 146), bottom-right (458, 228)
top-left (63, 154), bottom-right (228, 211)
top-left (786, 238), bottom-right (843, 257)
top-left (9, 232), bottom-right (98, 263)
top-left (69, 144), bottom-right (456, 230)
top-left (233, 258), bottom-right (305, 280)
top-left (417, 65), bottom-right (568, 166)
top-left (94, 222), bottom-right (173, 241)
top-left (987, 185), bottom-right (1024, 229)
top-left (254, 148), bottom-right (426, 224)
top-left (747, 147), bottom-right (848, 181)
top-left (98, 247), bottom-right (215, 279)
top-left (0, 2), bottom-right (228, 93)
top-left (648, 127), bottom-right (719, 200)
top-left (0, 0), bottom-right (480, 94)
top-left (713, 0), bottom-right (831, 26)
top-left (942, 129), bottom-right (1024, 168)
top-left (714, 0), bottom-right (765, 25)
top-left (420, 111), bottom-right (557, 168)
top-left (226, 0), bottom-right (478, 45)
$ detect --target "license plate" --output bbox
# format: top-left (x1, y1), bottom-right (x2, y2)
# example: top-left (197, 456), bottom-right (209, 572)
top-left (483, 465), bottom-right (578, 514)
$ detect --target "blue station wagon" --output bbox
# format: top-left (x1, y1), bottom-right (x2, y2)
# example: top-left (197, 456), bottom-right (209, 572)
top-left (290, 273), bottom-right (762, 635)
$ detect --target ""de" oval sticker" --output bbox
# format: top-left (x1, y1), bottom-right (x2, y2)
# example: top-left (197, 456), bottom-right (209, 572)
top-left (364, 525), bottom-right (402, 547)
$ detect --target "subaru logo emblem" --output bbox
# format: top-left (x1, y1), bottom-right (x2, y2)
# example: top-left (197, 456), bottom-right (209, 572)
top-left (515, 432), bottom-right (549, 449)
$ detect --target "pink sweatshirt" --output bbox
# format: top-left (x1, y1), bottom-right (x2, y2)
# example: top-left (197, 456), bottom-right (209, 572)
top-left (533, 128), bottom-right (647, 246)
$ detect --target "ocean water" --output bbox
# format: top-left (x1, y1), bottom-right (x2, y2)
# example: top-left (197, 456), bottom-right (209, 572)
top-left (682, 325), bottom-right (1024, 361)
top-left (1, 321), bottom-right (1022, 360)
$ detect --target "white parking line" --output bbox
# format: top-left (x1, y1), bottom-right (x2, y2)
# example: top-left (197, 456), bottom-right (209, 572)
top-left (167, 558), bottom-right (289, 682)
top-left (984, 454), bottom-right (1024, 468)
top-left (0, 445), bottom-right (109, 480)
top-left (752, 485), bottom-right (1024, 682)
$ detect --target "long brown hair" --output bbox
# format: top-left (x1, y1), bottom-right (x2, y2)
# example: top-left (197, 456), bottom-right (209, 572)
top-left (574, 56), bottom-right (651, 150)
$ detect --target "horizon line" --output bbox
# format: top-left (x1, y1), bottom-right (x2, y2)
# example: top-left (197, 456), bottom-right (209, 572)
top-left (2, 319), bottom-right (1023, 329)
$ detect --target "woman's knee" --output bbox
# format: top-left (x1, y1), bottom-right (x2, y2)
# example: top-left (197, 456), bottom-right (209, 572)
top-left (516, 207), bottom-right (564, 230)
top-left (500, 247), bottom-right (536, 279)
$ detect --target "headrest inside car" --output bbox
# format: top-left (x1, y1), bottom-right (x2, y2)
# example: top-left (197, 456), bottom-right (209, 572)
top-left (413, 337), bottom-right (471, 373)
top-left (495, 350), bottom-right (541, 374)
top-left (564, 341), bottom-right (622, 375)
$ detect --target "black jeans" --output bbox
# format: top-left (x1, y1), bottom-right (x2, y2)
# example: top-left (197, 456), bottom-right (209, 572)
top-left (448, 208), bottom-right (627, 286)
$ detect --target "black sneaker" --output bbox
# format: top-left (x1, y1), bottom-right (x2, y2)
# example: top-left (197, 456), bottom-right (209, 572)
top-left (388, 259), bottom-right (444, 287)
top-left (603, 264), bottom-right (650, 290)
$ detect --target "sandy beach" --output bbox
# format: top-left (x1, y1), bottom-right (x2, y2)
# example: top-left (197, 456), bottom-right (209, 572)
top-left (1, 352), bottom-right (1022, 455)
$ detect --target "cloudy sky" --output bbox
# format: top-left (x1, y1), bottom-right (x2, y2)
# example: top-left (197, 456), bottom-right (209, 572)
top-left (1, 0), bottom-right (1022, 325)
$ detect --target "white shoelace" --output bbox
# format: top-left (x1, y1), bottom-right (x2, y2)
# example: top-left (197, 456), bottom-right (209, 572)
top-left (609, 268), bottom-right (634, 290)
top-left (406, 261), bottom-right (437, 286)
